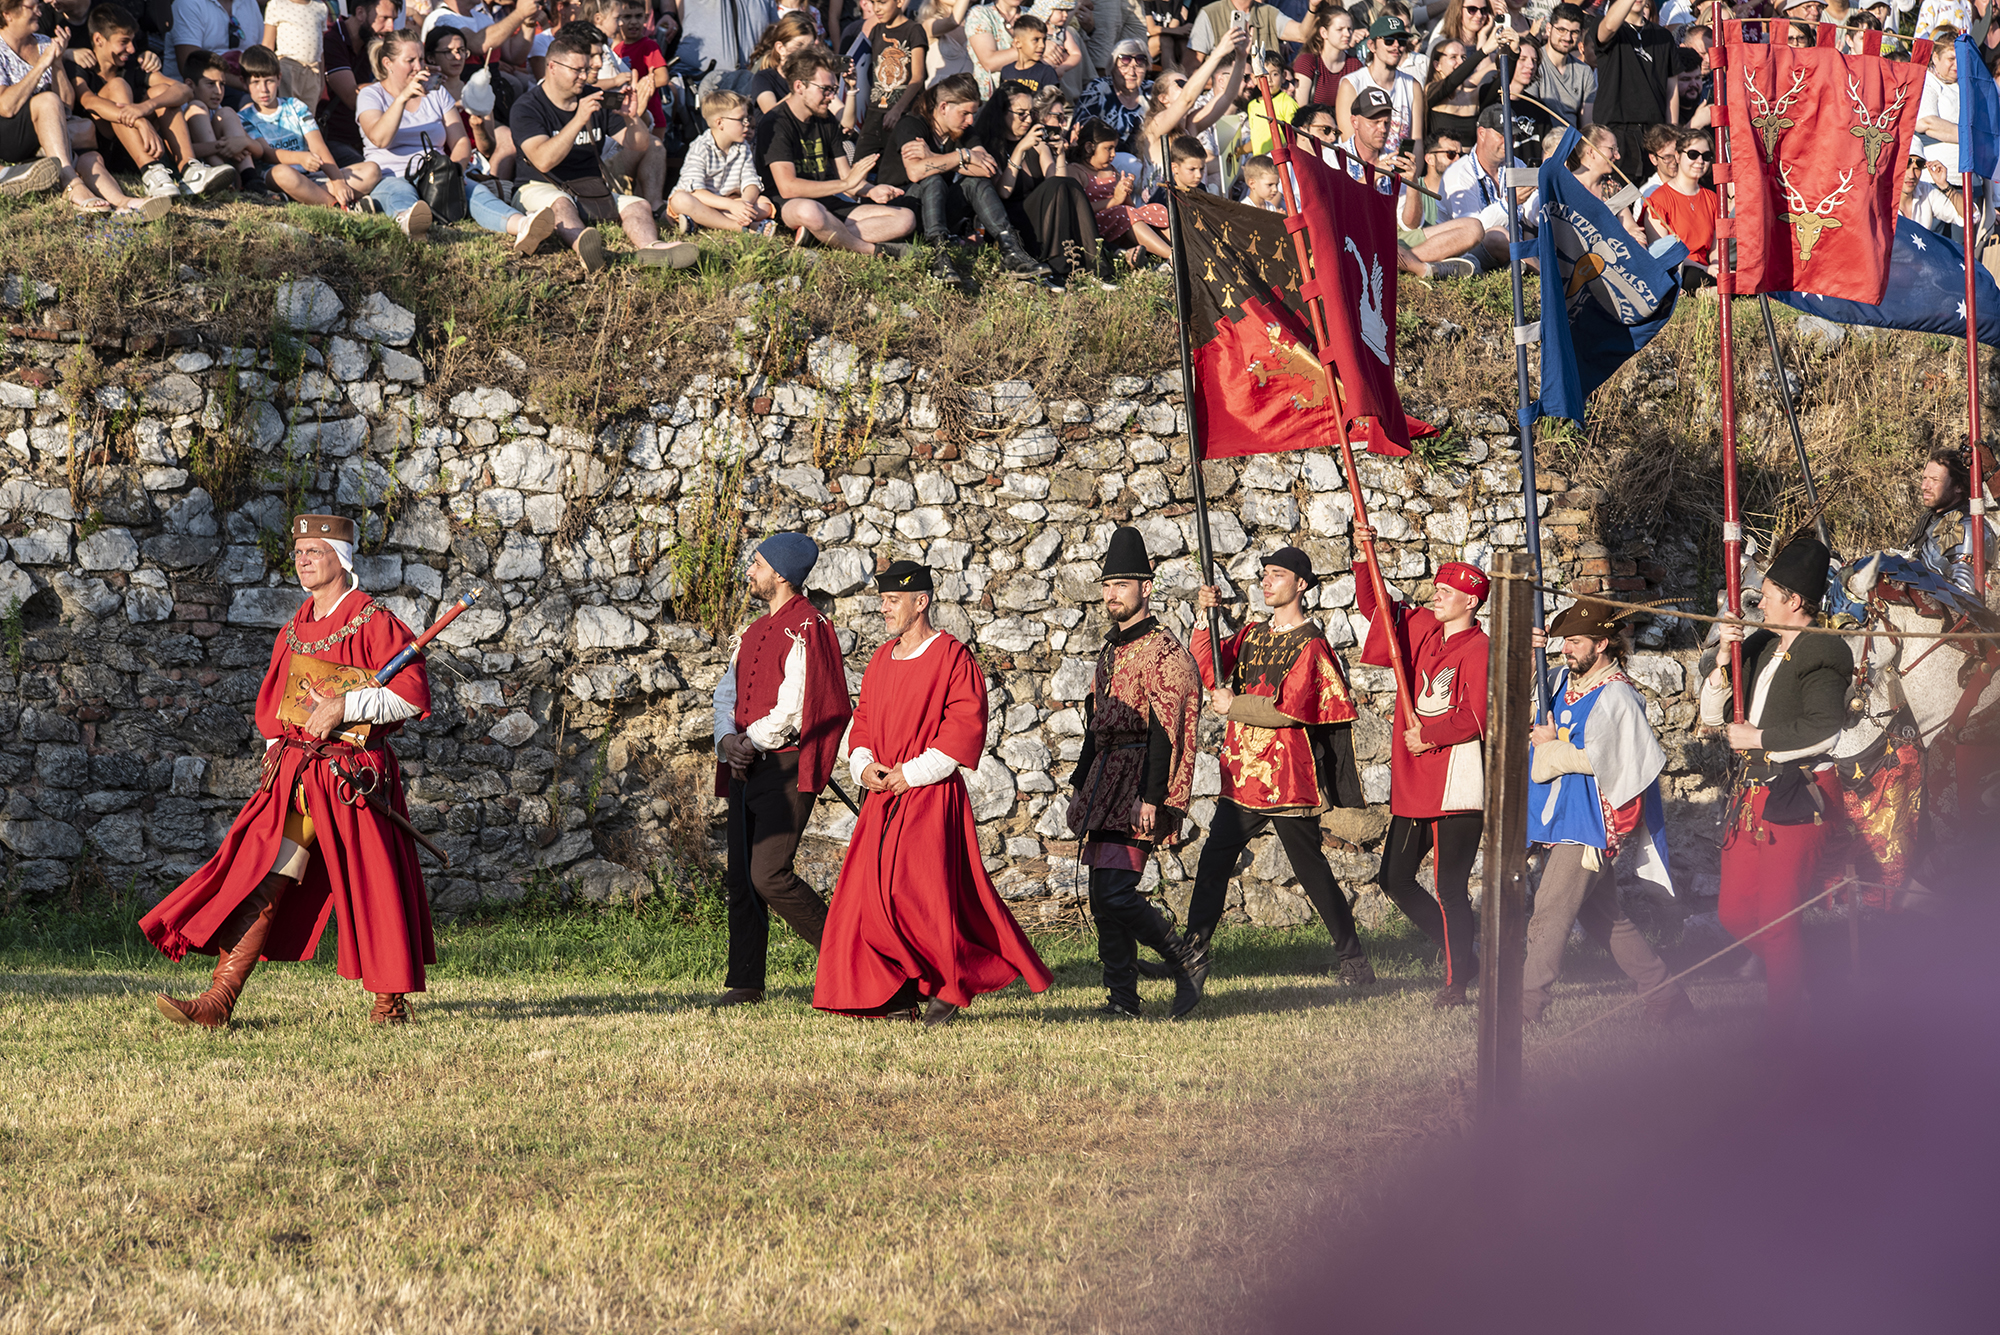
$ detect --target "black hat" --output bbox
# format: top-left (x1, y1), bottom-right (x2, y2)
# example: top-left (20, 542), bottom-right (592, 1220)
top-left (1263, 546), bottom-right (1318, 589)
top-left (1351, 86), bottom-right (1394, 121)
top-left (878, 559), bottom-right (933, 593)
top-left (1765, 533), bottom-right (1831, 603)
top-left (1101, 526), bottom-right (1153, 580)
top-left (1476, 102), bottom-right (1508, 135)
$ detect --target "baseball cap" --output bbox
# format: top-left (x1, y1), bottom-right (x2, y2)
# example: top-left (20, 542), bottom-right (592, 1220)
top-left (1368, 15), bottom-right (1414, 40)
top-left (1351, 85), bottom-right (1394, 119)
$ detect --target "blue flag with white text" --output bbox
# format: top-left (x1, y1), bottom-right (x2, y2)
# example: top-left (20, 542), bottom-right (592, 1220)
top-left (1534, 129), bottom-right (1687, 424)
top-left (1773, 217), bottom-right (2000, 347)
top-left (1959, 36), bottom-right (2000, 179)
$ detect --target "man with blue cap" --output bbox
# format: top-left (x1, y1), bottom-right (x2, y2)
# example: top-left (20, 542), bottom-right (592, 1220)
top-left (711, 532), bottom-right (854, 1007)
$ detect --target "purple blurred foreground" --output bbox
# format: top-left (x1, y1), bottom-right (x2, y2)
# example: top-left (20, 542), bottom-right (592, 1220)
top-left (1254, 904), bottom-right (2000, 1335)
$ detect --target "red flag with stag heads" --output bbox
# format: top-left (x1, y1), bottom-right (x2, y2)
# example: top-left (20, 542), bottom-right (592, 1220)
top-left (1718, 21), bottom-right (1931, 303)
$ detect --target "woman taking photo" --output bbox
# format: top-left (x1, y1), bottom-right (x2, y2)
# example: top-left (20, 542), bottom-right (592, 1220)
top-left (359, 28), bottom-right (554, 248)
top-left (876, 71), bottom-right (1052, 280)
top-left (971, 79), bottom-right (1103, 289)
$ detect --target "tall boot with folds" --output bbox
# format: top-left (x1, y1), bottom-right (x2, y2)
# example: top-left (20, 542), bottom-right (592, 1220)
top-left (155, 871), bottom-right (297, 1028)
top-left (962, 176), bottom-right (1052, 277)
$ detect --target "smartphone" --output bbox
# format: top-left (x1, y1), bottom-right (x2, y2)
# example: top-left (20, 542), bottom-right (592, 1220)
top-left (1231, 9), bottom-right (1249, 30)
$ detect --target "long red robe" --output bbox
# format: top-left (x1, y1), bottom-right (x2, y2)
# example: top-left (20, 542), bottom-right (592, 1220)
top-left (812, 632), bottom-right (1053, 1013)
top-left (139, 588), bottom-right (437, 993)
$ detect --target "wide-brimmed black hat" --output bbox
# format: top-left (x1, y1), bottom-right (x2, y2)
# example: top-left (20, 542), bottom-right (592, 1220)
top-left (1766, 533), bottom-right (1831, 603)
top-left (878, 559), bottom-right (933, 593)
top-left (1102, 526), bottom-right (1152, 580)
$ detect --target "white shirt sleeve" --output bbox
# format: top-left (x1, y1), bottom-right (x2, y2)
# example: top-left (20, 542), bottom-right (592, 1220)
top-left (713, 638), bottom-right (742, 748)
top-left (1697, 667), bottom-right (1731, 728)
top-left (344, 686), bottom-right (422, 724)
top-left (899, 748), bottom-right (962, 786)
top-left (850, 746), bottom-right (876, 788)
top-left (743, 633), bottom-right (808, 753)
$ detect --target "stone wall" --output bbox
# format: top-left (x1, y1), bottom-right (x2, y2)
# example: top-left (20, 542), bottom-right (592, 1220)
top-left (0, 276), bottom-right (1732, 926)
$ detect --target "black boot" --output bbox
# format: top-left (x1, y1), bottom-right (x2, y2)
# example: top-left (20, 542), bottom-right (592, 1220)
top-left (1129, 911), bottom-right (1208, 1019)
top-left (1135, 955), bottom-right (1173, 980)
top-left (995, 226), bottom-right (1052, 277)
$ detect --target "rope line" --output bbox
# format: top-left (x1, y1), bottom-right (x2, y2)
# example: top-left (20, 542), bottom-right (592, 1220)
top-left (1519, 581), bottom-right (2000, 642)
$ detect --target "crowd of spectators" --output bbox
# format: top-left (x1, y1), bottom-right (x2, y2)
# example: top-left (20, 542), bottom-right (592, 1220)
top-left (0, 0), bottom-right (1993, 283)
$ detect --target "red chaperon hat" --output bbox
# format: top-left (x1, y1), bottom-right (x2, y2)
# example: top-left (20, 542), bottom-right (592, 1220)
top-left (1436, 562), bottom-right (1490, 603)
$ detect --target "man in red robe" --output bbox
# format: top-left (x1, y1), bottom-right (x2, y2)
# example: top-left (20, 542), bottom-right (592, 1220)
top-left (711, 532), bottom-right (854, 1006)
top-left (1189, 546), bottom-right (1376, 986)
top-left (1065, 526), bottom-right (1209, 1019)
top-left (142, 514), bottom-right (435, 1026)
top-left (1355, 529), bottom-right (1490, 1008)
top-left (813, 561), bottom-right (1053, 1026)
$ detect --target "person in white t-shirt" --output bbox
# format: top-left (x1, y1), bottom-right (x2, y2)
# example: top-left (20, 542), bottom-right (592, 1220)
top-left (261, 0), bottom-right (329, 109)
top-left (166, 0), bottom-right (263, 83)
top-left (1914, 36), bottom-right (1962, 187)
top-left (1336, 15), bottom-right (1422, 151)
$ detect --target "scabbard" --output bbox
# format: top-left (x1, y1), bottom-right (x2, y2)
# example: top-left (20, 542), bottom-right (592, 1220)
top-left (356, 787), bottom-right (452, 867)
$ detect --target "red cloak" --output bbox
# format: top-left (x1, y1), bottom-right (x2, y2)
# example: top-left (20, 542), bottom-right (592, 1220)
top-left (812, 632), bottom-right (1053, 1013)
top-left (139, 588), bottom-right (437, 994)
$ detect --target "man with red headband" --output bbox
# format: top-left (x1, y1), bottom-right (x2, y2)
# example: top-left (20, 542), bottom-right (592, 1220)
top-left (141, 513), bottom-right (434, 1026)
top-left (1355, 531), bottom-right (1490, 1007)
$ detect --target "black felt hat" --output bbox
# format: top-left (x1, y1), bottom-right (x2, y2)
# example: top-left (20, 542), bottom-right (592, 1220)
top-left (1263, 545), bottom-right (1318, 589)
top-left (878, 559), bottom-right (934, 592)
top-left (1765, 533), bottom-right (1831, 603)
top-left (1102, 526), bottom-right (1153, 580)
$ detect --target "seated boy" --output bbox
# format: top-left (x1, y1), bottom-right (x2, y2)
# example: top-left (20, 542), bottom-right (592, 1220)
top-left (74, 3), bottom-right (234, 197)
top-left (178, 50), bottom-right (255, 175)
top-left (235, 44), bottom-right (381, 209)
top-left (667, 87), bottom-right (775, 234)
top-left (1240, 153), bottom-right (1282, 210)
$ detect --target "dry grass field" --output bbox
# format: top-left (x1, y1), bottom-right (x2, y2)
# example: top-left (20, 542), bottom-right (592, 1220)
top-left (0, 903), bottom-right (1761, 1335)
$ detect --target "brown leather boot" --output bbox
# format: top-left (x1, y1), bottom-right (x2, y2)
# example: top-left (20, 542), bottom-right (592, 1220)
top-left (369, 993), bottom-right (411, 1024)
top-left (155, 872), bottom-right (296, 1028)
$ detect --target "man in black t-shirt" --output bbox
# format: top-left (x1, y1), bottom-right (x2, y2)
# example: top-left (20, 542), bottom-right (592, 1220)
top-left (754, 44), bottom-right (915, 257)
top-left (1588, 0), bottom-right (1701, 172)
top-left (853, 0), bottom-right (928, 159)
top-left (510, 29), bottom-right (696, 272)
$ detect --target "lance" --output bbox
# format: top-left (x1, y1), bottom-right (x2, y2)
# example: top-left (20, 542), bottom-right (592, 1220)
top-left (1494, 49), bottom-right (1550, 719)
top-left (1959, 47), bottom-right (1989, 599)
top-left (1713, 4), bottom-right (1747, 721)
top-left (1255, 73), bottom-right (1418, 728)
top-left (1757, 295), bottom-right (1830, 548)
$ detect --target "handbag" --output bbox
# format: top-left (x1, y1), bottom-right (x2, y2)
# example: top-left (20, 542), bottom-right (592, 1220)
top-left (564, 96), bottom-right (626, 222)
top-left (403, 132), bottom-right (467, 223)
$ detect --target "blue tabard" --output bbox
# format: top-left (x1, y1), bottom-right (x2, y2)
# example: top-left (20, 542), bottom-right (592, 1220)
top-left (1528, 668), bottom-right (1611, 848)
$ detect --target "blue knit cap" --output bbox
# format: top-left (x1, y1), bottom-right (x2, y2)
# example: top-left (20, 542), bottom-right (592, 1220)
top-left (756, 532), bottom-right (819, 589)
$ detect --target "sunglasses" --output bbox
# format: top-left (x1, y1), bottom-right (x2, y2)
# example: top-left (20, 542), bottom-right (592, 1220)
top-left (1680, 147), bottom-right (1712, 159)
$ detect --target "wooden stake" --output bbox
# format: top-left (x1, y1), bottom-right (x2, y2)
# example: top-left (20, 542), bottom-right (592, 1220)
top-left (1477, 550), bottom-right (1533, 1113)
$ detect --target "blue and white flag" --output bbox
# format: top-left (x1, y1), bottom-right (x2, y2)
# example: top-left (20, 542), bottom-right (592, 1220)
top-left (1534, 128), bottom-right (1687, 424)
top-left (1773, 217), bottom-right (2000, 347)
top-left (1959, 35), bottom-right (2000, 180)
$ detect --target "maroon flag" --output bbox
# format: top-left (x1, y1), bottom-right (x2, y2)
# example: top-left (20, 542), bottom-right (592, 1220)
top-left (1178, 189), bottom-right (1431, 459)
top-left (1285, 135), bottom-right (1411, 454)
top-left (1718, 21), bottom-right (1931, 303)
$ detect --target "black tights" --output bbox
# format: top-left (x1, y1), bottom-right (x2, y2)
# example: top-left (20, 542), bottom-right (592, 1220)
top-left (1377, 813), bottom-right (1484, 986)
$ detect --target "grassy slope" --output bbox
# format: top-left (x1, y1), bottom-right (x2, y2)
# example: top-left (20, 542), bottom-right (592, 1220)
top-left (0, 907), bottom-right (1759, 1335)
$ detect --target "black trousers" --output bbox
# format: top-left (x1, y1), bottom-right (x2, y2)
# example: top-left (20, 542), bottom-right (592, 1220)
top-left (1089, 864), bottom-right (1184, 1012)
top-left (1186, 799), bottom-right (1366, 961)
top-left (1378, 812), bottom-right (1484, 987)
top-left (906, 170), bottom-right (1014, 243)
top-left (723, 749), bottom-right (828, 991)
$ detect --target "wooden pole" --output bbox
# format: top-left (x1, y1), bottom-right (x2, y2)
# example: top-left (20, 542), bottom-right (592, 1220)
top-left (1256, 73), bottom-right (1419, 728)
top-left (1494, 49), bottom-right (1549, 721)
top-left (1163, 181), bottom-right (1225, 669)
top-left (1714, 4), bottom-right (1746, 721)
top-left (1757, 295), bottom-right (1831, 548)
top-left (1477, 550), bottom-right (1533, 1113)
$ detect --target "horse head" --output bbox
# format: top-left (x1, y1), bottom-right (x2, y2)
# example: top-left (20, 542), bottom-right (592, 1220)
top-left (1846, 553), bottom-right (1883, 602)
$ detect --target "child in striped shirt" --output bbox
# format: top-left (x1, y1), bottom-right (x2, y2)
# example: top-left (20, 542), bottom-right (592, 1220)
top-left (666, 88), bottom-right (776, 234)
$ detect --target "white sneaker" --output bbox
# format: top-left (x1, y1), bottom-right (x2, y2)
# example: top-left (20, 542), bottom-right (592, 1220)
top-left (142, 162), bottom-right (179, 199)
top-left (179, 161), bottom-right (237, 197)
top-left (397, 200), bottom-right (432, 242)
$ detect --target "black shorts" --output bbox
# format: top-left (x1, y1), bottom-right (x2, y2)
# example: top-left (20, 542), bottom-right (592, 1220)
top-left (237, 163), bottom-right (277, 194)
top-left (0, 103), bottom-right (42, 165)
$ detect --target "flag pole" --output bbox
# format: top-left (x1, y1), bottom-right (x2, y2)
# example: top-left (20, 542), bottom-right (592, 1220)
top-left (1714, 6), bottom-right (1746, 722)
top-left (1756, 295), bottom-right (1830, 548)
top-left (1494, 50), bottom-right (1549, 720)
top-left (1962, 169), bottom-right (1987, 598)
top-left (1163, 180), bottom-right (1225, 668)
top-left (1256, 72), bottom-right (1418, 728)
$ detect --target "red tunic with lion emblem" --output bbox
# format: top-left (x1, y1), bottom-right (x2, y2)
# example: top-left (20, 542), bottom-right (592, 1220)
top-left (1191, 619), bottom-right (1359, 813)
top-left (1356, 577), bottom-right (1489, 817)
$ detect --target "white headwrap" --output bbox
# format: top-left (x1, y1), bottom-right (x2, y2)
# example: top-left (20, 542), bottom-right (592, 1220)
top-left (325, 538), bottom-right (359, 590)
